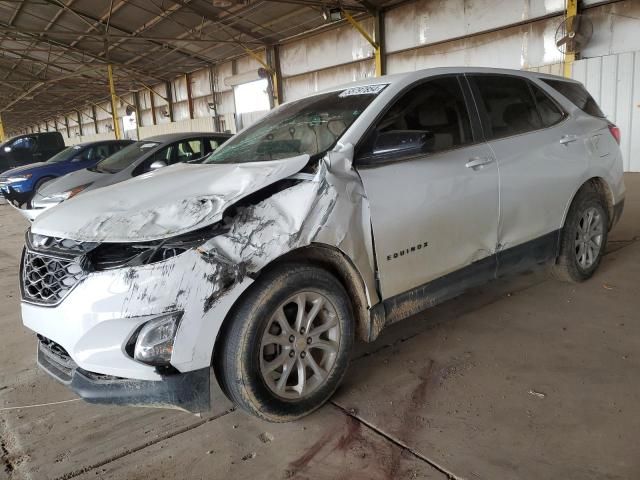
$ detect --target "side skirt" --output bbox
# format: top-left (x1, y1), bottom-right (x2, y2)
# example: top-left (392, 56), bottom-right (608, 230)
top-left (370, 229), bottom-right (561, 331)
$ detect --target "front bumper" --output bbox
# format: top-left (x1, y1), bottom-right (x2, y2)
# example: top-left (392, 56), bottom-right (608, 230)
top-left (37, 337), bottom-right (211, 413)
top-left (22, 247), bottom-right (253, 383)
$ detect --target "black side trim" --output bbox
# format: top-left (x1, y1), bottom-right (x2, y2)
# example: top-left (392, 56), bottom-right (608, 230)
top-left (496, 230), bottom-right (560, 278)
top-left (378, 230), bottom-right (560, 328)
top-left (70, 367), bottom-right (211, 414)
top-left (383, 254), bottom-right (497, 325)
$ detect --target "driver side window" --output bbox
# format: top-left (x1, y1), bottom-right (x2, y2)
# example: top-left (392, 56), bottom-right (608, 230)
top-left (359, 76), bottom-right (473, 161)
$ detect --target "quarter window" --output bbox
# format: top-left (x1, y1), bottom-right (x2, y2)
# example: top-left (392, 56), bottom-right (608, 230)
top-left (530, 83), bottom-right (565, 127)
top-left (471, 75), bottom-right (541, 140)
top-left (361, 76), bottom-right (473, 159)
top-left (541, 79), bottom-right (606, 118)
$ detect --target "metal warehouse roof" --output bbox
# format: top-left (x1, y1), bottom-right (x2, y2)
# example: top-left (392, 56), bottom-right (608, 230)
top-left (0, 0), bottom-right (395, 131)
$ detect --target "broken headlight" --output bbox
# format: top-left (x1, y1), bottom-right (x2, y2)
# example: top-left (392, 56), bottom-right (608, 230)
top-left (88, 223), bottom-right (227, 271)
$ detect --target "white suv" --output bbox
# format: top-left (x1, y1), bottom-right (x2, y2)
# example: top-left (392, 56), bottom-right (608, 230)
top-left (21, 68), bottom-right (625, 421)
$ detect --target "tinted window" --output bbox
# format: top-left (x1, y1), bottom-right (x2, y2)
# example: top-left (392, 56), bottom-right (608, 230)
top-left (95, 141), bottom-right (160, 173)
top-left (361, 76), bottom-right (473, 158)
top-left (176, 139), bottom-right (202, 163)
top-left (531, 83), bottom-right (565, 127)
top-left (11, 136), bottom-right (36, 150)
top-left (206, 138), bottom-right (221, 154)
top-left (541, 79), bottom-right (605, 118)
top-left (47, 146), bottom-right (83, 163)
top-left (471, 75), bottom-right (541, 139)
top-left (91, 143), bottom-right (112, 161)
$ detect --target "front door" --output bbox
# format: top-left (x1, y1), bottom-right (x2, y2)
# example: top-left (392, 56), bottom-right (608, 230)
top-left (355, 76), bottom-right (500, 299)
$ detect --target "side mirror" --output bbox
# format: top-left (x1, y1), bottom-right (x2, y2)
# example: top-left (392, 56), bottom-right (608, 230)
top-left (149, 160), bottom-right (167, 171)
top-left (371, 130), bottom-right (434, 157)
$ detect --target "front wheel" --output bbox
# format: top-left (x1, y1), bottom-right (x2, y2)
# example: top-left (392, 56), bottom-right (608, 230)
top-left (552, 187), bottom-right (609, 283)
top-left (215, 263), bottom-right (354, 422)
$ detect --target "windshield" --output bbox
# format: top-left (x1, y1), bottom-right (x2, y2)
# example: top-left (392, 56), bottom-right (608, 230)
top-left (95, 141), bottom-right (159, 173)
top-left (47, 145), bottom-right (83, 163)
top-left (203, 85), bottom-right (386, 164)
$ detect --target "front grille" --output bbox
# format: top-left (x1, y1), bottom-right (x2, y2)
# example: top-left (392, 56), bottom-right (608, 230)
top-left (21, 249), bottom-right (86, 305)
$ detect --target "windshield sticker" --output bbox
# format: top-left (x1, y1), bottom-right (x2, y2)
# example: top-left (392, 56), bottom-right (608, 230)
top-left (141, 143), bottom-right (158, 149)
top-left (339, 84), bottom-right (388, 97)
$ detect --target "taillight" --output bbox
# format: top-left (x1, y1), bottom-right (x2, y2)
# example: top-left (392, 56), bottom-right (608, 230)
top-left (608, 124), bottom-right (621, 145)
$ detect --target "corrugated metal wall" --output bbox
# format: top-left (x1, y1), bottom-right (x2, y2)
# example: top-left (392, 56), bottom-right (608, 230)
top-left (572, 51), bottom-right (640, 172)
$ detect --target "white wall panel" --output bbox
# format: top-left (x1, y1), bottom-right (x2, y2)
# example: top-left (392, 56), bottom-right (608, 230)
top-left (280, 20), bottom-right (374, 77)
top-left (283, 60), bottom-right (375, 102)
top-left (137, 117), bottom-right (215, 139)
top-left (385, 0), bottom-right (564, 54)
top-left (571, 50), bottom-right (640, 172)
top-left (583, 2), bottom-right (640, 58)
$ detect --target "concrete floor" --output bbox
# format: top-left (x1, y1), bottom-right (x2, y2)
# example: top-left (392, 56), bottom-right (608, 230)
top-left (1, 174), bottom-right (639, 480)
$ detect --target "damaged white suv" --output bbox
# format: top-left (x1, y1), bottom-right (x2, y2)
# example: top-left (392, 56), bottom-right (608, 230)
top-left (21, 68), bottom-right (625, 421)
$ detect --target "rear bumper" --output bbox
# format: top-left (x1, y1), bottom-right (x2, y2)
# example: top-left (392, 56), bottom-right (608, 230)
top-left (37, 337), bottom-right (211, 413)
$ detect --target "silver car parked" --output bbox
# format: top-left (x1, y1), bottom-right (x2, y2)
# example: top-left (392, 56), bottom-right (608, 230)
top-left (21, 67), bottom-right (624, 422)
top-left (21, 132), bottom-right (231, 220)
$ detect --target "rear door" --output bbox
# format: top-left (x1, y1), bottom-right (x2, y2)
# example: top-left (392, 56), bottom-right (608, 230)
top-left (467, 74), bottom-right (589, 272)
top-left (355, 75), bottom-right (499, 299)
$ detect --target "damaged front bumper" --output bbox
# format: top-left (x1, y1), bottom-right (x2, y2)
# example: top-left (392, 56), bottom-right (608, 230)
top-left (37, 336), bottom-right (211, 413)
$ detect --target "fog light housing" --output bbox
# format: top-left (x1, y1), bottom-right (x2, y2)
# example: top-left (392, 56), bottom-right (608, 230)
top-left (132, 312), bottom-right (183, 366)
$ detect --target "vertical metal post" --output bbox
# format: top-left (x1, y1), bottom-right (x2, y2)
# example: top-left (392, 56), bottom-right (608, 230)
top-left (267, 46), bottom-right (283, 107)
top-left (373, 10), bottom-right (385, 77)
top-left (149, 89), bottom-right (157, 125)
top-left (208, 64), bottom-right (220, 132)
top-left (77, 111), bottom-right (83, 137)
top-left (0, 112), bottom-right (5, 142)
top-left (165, 81), bottom-right (174, 122)
top-left (91, 105), bottom-right (98, 134)
top-left (64, 116), bottom-right (70, 138)
top-left (107, 64), bottom-right (122, 139)
top-left (186, 73), bottom-right (194, 120)
top-left (563, 0), bottom-right (578, 78)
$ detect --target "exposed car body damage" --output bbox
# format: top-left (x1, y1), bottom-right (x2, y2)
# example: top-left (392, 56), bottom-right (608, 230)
top-left (20, 67), bottom-right (626, 418)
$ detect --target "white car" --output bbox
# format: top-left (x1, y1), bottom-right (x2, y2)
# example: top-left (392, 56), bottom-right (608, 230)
top-left (20, 67), bottom-right (624, 422)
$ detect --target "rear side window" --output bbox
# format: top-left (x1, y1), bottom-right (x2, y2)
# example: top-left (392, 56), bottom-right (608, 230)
top-left (470, 75), bottom-right (541, 140)
top-left (530, 83), bottom-right (565, 127)
top-left (541, 79), bottom-right (605, 118)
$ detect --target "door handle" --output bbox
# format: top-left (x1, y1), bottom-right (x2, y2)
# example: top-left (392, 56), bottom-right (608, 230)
top-left (559, 134), bottom-right (579, 145)
top-left (465, 156), bottom-right (494, 170)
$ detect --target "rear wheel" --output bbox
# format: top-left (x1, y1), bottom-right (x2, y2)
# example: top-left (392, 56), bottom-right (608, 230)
top-left (552, 187), bottom-right (609, 283)
top-left (215, 263), bottom-right (354, 422)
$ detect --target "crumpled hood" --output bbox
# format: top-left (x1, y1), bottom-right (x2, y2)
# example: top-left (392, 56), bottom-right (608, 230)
top-left (31, 155), bottom-right (310, 242)
top-left (0, 162), bottom-right (47, 179)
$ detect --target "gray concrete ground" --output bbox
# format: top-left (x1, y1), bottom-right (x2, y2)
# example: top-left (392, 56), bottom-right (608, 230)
top-left (1, 174), bottom-right (639, 480)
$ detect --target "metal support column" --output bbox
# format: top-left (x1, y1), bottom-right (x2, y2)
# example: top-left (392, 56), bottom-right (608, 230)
top-left (77, 111), bottom-right (83, 137)
top-left (343, 10), bottom-right (384, 77)
top-left (64, 116), bottom-right (70, 138)
top-left (0, 113), bottom-right (5, 142)
top-left (165, 81), bottom-right (174, 122)
top-left (186, 73), bottom-right (194, 119)
top-left (91, 105), bottom-right (98, 134)
top-left (107, 64), bottom-right (122, 139)
top-left (563, 0), bottom-right (578, 78)
top-left (267, 46), bottom-right (283, 107)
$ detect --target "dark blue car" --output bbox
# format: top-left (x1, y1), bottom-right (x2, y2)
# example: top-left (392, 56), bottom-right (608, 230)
top-left (0, 140), bottom-right (132, 207)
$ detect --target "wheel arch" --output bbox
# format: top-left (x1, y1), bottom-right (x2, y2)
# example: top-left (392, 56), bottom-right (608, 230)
top-left (562, 177), bottom-right (615, 230)
top-left (213, 243), bottom-right (374, 364)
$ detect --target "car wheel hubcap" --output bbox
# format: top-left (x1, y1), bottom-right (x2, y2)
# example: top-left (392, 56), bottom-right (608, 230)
top-left (575, 207), bottom-right (603, 269)
top-left (260, 291), bottom-right (340, 400)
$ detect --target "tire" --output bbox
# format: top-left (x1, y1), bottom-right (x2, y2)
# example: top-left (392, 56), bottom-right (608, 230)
top-left (552, 186), bottom-right (609, 283)
top-left (215, 263), bottom-right (354, 422)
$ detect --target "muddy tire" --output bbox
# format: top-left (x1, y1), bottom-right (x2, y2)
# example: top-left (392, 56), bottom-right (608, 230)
top-left (552, 186), bottom-right (609, 283)
top-left (215, 263), bottom-right (354, 422)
